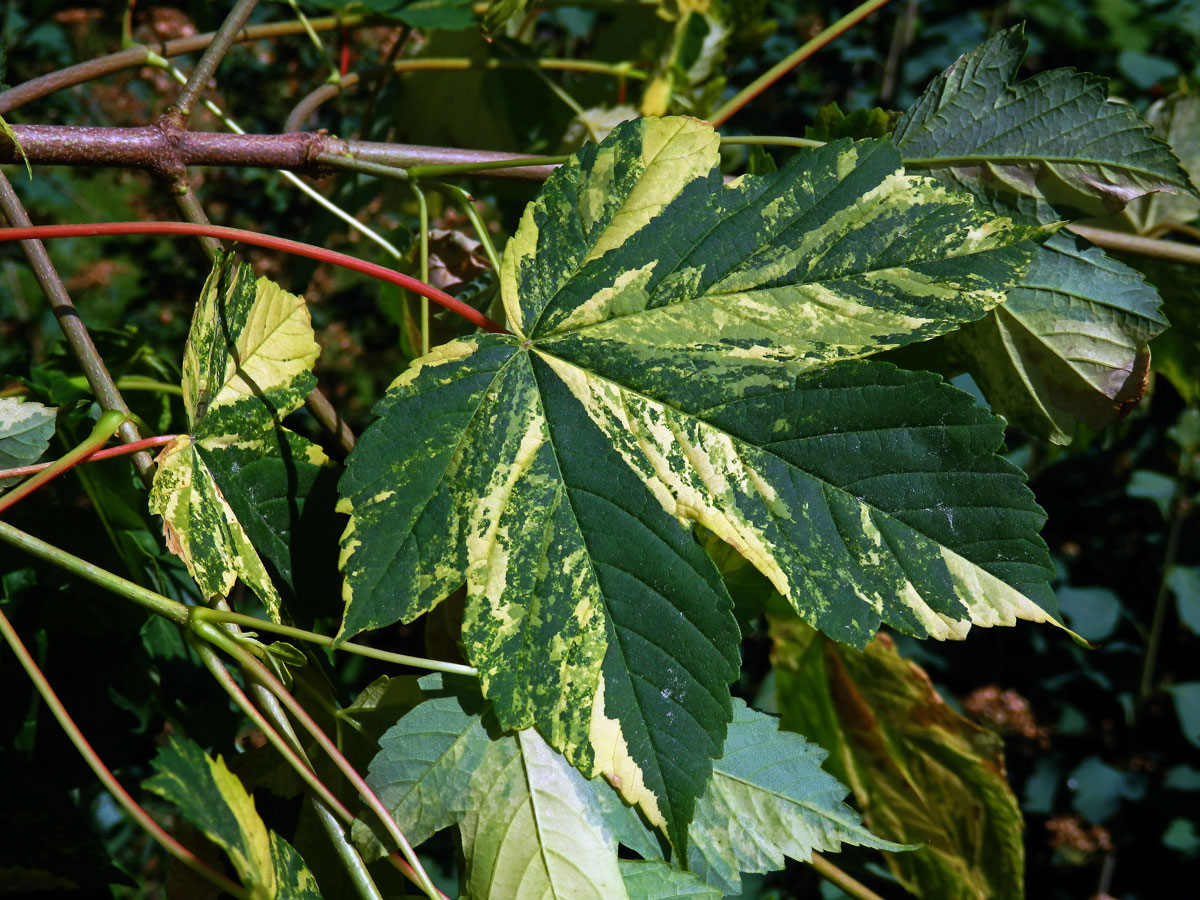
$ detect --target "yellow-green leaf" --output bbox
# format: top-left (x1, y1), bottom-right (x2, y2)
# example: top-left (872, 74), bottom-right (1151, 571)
top-left (143, 736), bottom-right (275, 897)
top-left (150, 254), bottom-right (327, 619)
top-left (771, 614), bottom-right (1026, 900)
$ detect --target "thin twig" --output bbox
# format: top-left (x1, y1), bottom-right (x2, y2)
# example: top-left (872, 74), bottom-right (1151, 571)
top-left (1069, 224), bottom-right (1200, 267)
top-left (0, 172), bottom-right (154, 481)
top-left (3, 124), bottom-right (561, 181)
top-left (169, 0), bottom-right (262, 122)
top-left (0, 608), bottom-right (249, 900)
top-left (0, 15), bottom-right (371, 115)
top-left (710, 0), bottom-right (896, 127)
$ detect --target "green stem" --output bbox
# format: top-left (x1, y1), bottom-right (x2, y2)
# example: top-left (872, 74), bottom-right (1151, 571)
top-left (190, 635), bottom-right (352, 819)
top-left (311, 800), bottom-right (386, 900)
top-left (407, 154), bottom-right (570, 179)
top-left (0, 410), bottom-right (127, 515)
top-left (0, 607), bottom-right (249, 900)
top-left (710, 0), bottom-right (896, 127)
top-left (412, 182), bottom-right (431, 355)
top-left (316, 152), bottom-right (410, 182)
top-left (192, 608), bottom-right (478, 676)
top-left (432, 182), bottom-right (501, 272)
top-left (810, 853), bottom-right (888, 900)
top-left (720, 135), bottom-right (826, 150)
top-left (1138, 488), bottom-right (1190, 703)
top-left (0, 520), bottom-right (190, 625)
top-left (194, 621), bottom-right (445, 900)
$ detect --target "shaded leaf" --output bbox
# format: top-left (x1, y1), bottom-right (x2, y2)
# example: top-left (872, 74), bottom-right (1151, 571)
top-left (1122, 95), bottom-right (1200, 234)
top-left (944, 230), bottom-right (1164, 443)
top-left (1170, 683), bottom-right (1200, 750)
top-left (339, 116), bottom-right (1062, 848)
top-left (893, 24), bottom-right (1192, 218)
top-left (686, 700), bottom-right (902, 895)
top-left (270, 833), bottom-right (324, 899)
top-left (771, 616), bottom-right (1026, 900)
top-left (143, 736), bottom-right (274, 897)
top-left (0, 397), bottom-right (56, 482)
top-left (1167, 566), bottom-right (1200, 634)
top-left (149, 254), bottom-right (328, 619)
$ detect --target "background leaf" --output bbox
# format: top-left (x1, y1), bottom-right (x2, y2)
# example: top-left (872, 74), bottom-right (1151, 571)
top-left (892, 25), bottom-right (1180, 442)
top-left (893, 24), bottom-right (1192, 217)
top-left (0, 397), bottom-right (55, 485)
top-left (770, 616), bottom-right (1026, 900)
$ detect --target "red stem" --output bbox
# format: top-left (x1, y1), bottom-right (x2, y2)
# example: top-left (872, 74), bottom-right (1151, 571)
top-left (0, 435), bottom-right (176, 481)
top-left (0, 608), bottom-right (248, 899)
top-left (0, 223), bottom-right (509, 335)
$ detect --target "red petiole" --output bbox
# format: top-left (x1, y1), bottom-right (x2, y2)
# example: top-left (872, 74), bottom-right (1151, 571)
top-left (0, 222), bottom-right (509, 335)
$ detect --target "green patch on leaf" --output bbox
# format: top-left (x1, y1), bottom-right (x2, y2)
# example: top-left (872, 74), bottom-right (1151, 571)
top-left (149, 254), bottom-right (328, 619)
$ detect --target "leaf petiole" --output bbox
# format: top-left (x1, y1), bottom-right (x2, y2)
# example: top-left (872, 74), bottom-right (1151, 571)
top-left (191, 608), bottom-right (478, 676)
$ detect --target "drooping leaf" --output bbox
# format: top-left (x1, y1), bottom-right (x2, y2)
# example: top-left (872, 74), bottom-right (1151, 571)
top-left (686, 700), bottom-right (903, 895)
top-left (357, 676), bottom-right (654, 900)
top-left (143, 736), bottom-right (275, 897)
top-left (893, 24), bottom-right (1193, 218)
top-left (893, 26), bottom-right (1178, 442)
top-left (945, 229), bottom-right (1165, 442)
top-left (620, 860), bottom-right (720, 900)
top-left (339, 117), bottom-right (1062, 847)
top-left (1122, 95), bottom-right (1200, 234)
top-left (771, 615), bottom-right (1026, 900)
top-left (0, 398), bottom-right (56, 484)
top-left (149, 254), bottom-right (328, 619)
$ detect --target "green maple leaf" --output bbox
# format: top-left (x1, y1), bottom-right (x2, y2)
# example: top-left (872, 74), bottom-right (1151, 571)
top-left (338, 116), bottom-right (1063, 849)
top-left (150, 255), bottom-right (329, 619)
